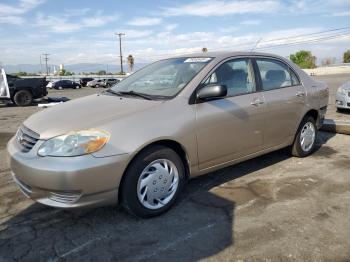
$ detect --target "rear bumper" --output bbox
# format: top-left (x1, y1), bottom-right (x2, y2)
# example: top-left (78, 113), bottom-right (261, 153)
top-left (7, 137), bottom-right (130, 208)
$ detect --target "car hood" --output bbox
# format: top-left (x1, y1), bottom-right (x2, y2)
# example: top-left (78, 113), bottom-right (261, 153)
top-left (24, 94), bottom-right (164, 139)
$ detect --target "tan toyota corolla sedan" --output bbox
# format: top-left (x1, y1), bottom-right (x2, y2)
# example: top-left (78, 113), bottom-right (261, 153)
top-left (7, 52), bottom-right (329, 218)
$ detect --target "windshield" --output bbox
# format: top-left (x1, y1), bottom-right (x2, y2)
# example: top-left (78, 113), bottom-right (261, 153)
top-left (111, 57), bottom-right (212, 98)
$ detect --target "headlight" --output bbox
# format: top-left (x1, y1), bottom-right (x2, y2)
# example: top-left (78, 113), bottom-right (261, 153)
top-left (38, 129), bottom-right (110, 157)
top-left (337, 86), bottom-right (346, 95)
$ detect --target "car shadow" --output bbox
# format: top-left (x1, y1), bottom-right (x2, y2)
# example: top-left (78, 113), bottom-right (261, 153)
top-left (0, 131), bottom-right (334, 261)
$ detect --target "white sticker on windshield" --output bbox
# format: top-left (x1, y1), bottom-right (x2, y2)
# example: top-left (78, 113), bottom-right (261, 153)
top-left (184, 58), bottom-right (212, 63)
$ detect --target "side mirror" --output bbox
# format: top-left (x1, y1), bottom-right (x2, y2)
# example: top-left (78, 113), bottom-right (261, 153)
top-left (197, 84), bottom-right (227, 100)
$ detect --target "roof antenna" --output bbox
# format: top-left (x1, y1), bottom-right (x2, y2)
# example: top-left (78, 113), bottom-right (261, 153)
top-left (250, 37), bottom-right (262, 52)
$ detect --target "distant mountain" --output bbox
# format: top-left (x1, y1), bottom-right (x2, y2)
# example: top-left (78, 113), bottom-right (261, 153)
top-left (2, 63), bottom-right (149, 74)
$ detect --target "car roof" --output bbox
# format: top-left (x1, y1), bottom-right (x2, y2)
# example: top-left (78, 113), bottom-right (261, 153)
top-left (171, 51), bottom-right (287, 60)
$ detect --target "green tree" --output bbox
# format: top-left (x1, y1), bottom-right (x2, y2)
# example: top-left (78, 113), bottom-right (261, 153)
top-left (202, 47), bottom-right (208, 53)
top-left (290, 50), bottom-right (316, 69)
top-left (344, 50), bottom-right (350, 63)
top-left (97, 70), bottom-right (107, 75)
top-left (59, 69), bottom-right (66, 76)
top-left (16, 71), bottom-right (28, 76)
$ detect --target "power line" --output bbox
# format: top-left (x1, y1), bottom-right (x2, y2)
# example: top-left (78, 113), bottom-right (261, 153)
top-left (260, 26), bottom-right (350, 43)
top-left (133, 26), bottom-right (350, 61)
top-left (256, 32), bottom-right (350, 50)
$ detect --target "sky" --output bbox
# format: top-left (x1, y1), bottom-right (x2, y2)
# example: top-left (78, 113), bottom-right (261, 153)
top-left (0, 0), bottom-right (350, 66)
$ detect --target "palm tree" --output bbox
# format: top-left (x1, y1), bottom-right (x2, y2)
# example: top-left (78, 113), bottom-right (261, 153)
top-left (127, 55), bottom-right (134, 73)
top-left (202, 47), bottom-right (208, 53)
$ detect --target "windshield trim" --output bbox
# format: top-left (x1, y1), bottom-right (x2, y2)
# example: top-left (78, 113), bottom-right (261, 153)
top-left (111, 57), bottom-right (214, 100)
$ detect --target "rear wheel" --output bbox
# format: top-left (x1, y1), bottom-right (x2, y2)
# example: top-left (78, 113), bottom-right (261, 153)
top-left (58, 86), bottom-right (63, 90)
top-left (291, 116), bottom-right (317, 157)
top-left (121, 145), bottom-right (185, 218)
top-left (13, 90), bottom-right (33, 107)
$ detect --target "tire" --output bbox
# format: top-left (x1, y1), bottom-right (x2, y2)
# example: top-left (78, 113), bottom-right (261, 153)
top-left (95, 85), bottom-right (99, 88)
top-left (291, 116), bottom-right (317, 157)
top-left (13, 90), bottom-right (33, 107)
top-left (121, 145), bottom-right (185, 218)
top-left (58, 86), bottom-right (63, 90)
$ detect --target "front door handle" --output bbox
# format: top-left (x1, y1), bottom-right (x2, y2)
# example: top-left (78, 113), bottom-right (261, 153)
top-left (296, 91), bottom-right (305, 97)
top-left (251, 98), bottom-right (264, 106)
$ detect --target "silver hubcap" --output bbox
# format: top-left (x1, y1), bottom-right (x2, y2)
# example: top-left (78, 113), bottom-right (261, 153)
top-left (137, 159), bottom-right (179, 210)
top-left (300, 122), bottom-right (316, 152)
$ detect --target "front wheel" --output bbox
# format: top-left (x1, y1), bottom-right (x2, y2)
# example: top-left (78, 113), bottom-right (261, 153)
top-left (291, 116), bottom-right (317, 157)
top-left (121, 145), bottom-right (185, 218)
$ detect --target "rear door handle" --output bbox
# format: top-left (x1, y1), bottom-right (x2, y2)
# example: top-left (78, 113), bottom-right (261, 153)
top-left (251, 98), bottom-right (264, 106)
top-left (296, 91), bottom-right (305, 97)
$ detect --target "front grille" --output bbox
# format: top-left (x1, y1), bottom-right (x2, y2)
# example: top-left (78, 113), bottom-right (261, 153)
top-left (16, 125), bottom-right (39, 152)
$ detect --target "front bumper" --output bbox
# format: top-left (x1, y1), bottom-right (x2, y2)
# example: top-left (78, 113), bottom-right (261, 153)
top-left (335, 91), bottom-right (350, 109)
top-left (7, 137), bottom-right (130, 208)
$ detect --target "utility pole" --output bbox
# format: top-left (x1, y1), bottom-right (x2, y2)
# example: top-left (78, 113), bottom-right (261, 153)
top-left (40, 55), bottom-right (43, 74)
top-left (115, 33), bottom-right (125, 75)
top-left (42, 53), bottom-right (50, 76)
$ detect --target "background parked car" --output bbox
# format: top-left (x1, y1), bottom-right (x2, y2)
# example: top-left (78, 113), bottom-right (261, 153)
top-left (0, 68), bottom-right (47, 106)
top-left (104, 78), bottom-right (120, 87)
top-left (80, 77), bottom-right (94, 87)
top-left (46, 81), bottom-right (54, 88)
top-left (86, 79), bottom-right (105, 88)
top-left (335, 81), bottom-right (350, 111)
top-left (50, 80), bottom-right (81, 90)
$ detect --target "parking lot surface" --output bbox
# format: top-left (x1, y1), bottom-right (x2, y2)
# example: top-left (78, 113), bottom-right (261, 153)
top-left (0, 75), bottom-right (350, 261)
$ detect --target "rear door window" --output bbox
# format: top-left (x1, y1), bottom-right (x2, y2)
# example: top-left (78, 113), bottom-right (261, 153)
top-left (256, 58), bottom-right (299, 91)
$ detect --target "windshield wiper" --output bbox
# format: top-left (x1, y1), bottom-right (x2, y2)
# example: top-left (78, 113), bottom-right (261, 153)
top-left (105, 89), bottom-right (169, 100)
top-left (105, 89), bottom-right (120, 95)
top-left (116, 90), bottom-right (153, 100)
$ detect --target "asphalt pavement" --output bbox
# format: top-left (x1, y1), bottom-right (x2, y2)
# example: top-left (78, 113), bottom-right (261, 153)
top-left (0, 75), bottom-right (350, 261)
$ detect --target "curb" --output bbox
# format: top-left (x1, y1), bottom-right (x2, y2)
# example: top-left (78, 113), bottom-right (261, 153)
top-left (321, 119), bottom-right (350, 135)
